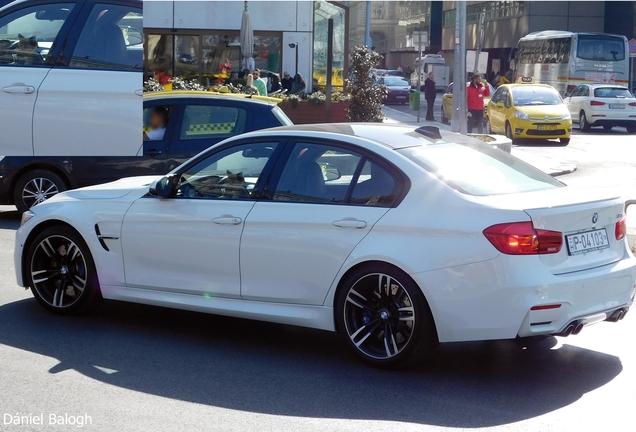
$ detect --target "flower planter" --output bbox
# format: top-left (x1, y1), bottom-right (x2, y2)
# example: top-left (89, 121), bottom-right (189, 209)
top-left (468, 133), bottom-right (512, 153)
top-left (279, 101), bottom-right (348, 124)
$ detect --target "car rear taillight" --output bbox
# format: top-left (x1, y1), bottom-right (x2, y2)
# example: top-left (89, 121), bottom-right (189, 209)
top-left (629, 102), bottom-right (636, 107)
top-left (483, 222), bottom-right (563, 255)
top-left (616, 218), bottom-right (627, 241)
top-left (590, 100), bottom-right (606, 106)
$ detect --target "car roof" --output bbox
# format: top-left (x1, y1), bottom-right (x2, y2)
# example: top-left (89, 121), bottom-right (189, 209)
top-left (238, 123), bottom-right (485, 150)
top-left (584, 83), bottom-right (629, 88)
top-left (143, 91), bottom-right (280, 106)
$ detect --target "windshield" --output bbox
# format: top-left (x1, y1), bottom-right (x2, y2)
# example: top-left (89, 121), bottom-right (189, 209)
top-left (383, 77), bottom-right (409, 86)
top-left (593, 87), bottom-right (633, 98)
top-left (577, 35), bottom-right (625, 61)
top-left (512, 86), bottom-right (562, 106)
top-left (398, 142), bottom-right (563, 196)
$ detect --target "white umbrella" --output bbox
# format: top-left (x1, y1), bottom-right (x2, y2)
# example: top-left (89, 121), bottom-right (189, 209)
top-left (240, 1), bottom-right (254, 71)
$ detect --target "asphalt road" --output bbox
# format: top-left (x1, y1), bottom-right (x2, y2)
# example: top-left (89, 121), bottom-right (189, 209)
top-left (1, 129), bottom-right (636, 431)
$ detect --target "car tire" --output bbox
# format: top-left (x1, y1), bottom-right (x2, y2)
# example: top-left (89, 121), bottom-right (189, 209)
top-left (559, 138), bottom-right (570, 145)
top-left (26, 225), bottom-right (102, 315)
top-left (485, 117), bottom-right (493, 134)
top-left (505, 121), bottom-right (514, 141)
top-left (441, 107), bottom-right (449, 124)
top-left (626, 125), bottom-right (636, 134)
top-left (579, 111), bottom-right (591, 132)
top-left (14, 170), bottom-right (67, 213)
top-left (336, 264), bottom-right (437, 369)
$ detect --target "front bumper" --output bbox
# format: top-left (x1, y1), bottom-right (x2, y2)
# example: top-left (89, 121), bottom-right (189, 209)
top-left (510, 118), bottom-right (572, 139)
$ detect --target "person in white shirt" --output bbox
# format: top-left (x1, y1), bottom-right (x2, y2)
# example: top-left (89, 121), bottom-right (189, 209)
top-left (145, 106), bottom-right (168, 140)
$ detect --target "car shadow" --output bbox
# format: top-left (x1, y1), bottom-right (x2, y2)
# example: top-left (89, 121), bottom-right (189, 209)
top-left (512, 138), bottom-right (570, 148)
top-left (0, 207), bottom-right (20, 231)
top-left (0, 298), bottom-right (623, 428)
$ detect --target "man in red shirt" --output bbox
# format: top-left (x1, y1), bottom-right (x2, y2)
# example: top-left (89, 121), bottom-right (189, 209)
top-left (466, 74), bottom-right (490, 133)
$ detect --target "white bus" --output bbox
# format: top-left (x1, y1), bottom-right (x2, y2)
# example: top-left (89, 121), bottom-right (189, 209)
top-left (512, 31), bottom-right (629, 95)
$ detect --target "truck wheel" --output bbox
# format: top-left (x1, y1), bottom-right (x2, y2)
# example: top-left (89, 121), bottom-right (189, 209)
top-left (14, 170), bottom-right (67, 213)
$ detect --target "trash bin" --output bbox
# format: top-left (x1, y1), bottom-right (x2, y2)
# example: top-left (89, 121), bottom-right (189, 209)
top-left (409, 89), bottom-right (420, 111)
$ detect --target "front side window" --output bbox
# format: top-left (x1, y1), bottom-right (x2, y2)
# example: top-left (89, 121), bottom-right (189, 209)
top-left (180, 105), bottom-right (247, 140)
top-left (143, 105), bottom-right (172, 141)
top-left (570, 86), bottom-right (583, 97)
top-left (176, 142), bottom-right (278, 200)
top-left (0, 2), bottom-right (75, 66)
top-left (70, 4), bottom-right (142, 70)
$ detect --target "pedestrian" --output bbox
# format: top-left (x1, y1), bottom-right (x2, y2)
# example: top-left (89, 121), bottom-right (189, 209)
top-left (224, 71), bottom-right (238, 85)
top-left (242, 73), bottom-right (259, 95)
top-left (269, 73), bottom-right (282, 94)
top-left (291, 73), bottom-right (306, 97)
top-left (423, 72), bottom-right (436, 121)
top-left (281, 71), bottom-right (293, 93)
top-left (466, 74), bottom-right (490, 133)
top-left (251, 68), bottom-right (267, 96)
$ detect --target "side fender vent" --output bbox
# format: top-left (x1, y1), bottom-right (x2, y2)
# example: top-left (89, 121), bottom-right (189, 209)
top-left (94, 224), bottom-right (119, 252)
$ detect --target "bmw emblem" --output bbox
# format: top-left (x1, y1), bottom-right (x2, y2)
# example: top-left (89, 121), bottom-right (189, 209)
top-left (592, 213), bottom-right (598, 224)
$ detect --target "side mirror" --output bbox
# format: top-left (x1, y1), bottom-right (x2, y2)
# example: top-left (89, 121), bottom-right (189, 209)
top-left (321, 163), bottom-right (341, 181)
top-left (149, 174), bottom-right (177, 198)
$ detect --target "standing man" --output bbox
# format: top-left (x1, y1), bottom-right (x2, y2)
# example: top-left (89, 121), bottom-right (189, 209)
top-left (423, 72), bottom-right (436, 121)
top-left (466, 74), bottom-right (490, 133)
top-left (281, 71), bottom-right (294, 93)
top-left (251, 68), bottom-right (268, 96)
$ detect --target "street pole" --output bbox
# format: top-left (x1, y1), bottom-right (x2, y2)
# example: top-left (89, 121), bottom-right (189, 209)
top-left (451, 1), bottom-right (467, 134)
top-left (326, 18), bottom-right (333, 122)
top-left (474, 12), bottom-right (485, 74)
top-left (295, 43), bottom-right (299, 78)
top-left (365, 1), bottom-right (371, 47)
top-left (417, 31), bottom-right (422, 123)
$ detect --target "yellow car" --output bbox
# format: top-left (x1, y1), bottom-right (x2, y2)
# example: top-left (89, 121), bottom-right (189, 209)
top-left (313, 67), bottom-right (344, 89)
top-left (441, 81), bottom-right (495, 125)
top-left (486, 83), bottom-right (572, 144)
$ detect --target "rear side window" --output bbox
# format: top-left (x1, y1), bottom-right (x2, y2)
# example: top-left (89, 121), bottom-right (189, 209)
top-left (594, 87), bottom-right (633, 98)
top-left (399, 142), bottom-right (563, 196)
top-left (0, 2), bottom-right (75, 66)
top-left (180, 105), bottom-right (247, 140)
top-left (70, 3), bottom-right (142, 70)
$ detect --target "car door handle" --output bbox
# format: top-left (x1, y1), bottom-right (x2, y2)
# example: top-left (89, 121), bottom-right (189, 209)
top-left (145, 149), bottom-right (162, 156)
top-left (212, 216), bottom-right (242, 225)
top-left (333, 219), bottom-right (367, 229)
top-left (2, 84), bottom-right (35, 94)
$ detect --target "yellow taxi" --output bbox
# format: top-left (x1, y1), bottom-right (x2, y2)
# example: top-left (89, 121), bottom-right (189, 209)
top-left (313, 67), bottom-right (344, 89)
top-left (441, 81), bottom-right (495, 125)
top-left (486, 80), bottom-right (572, 144)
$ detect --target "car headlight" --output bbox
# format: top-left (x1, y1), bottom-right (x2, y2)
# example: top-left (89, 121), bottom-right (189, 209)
top-left (20, 210), bottom-right (35, 226)
top-left (514, 110), bottom-right (529, 120)
top-left (561, 112), bottom-right (571, 120)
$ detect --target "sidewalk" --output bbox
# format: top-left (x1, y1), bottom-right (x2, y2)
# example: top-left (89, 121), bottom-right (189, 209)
top-left (382, 106), bottom-right (576, 177)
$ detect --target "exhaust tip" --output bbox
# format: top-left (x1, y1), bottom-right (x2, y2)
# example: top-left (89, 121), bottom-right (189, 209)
top-left (572, 323), bottom-right (584, 335)
top-left (564, 324), bottom-right (575, 336)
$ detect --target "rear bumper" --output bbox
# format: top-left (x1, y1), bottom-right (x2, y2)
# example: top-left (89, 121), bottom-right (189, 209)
top-left (413, 252), bottom-right (636, 343)
top-left (586, 117), bottom-right (636, 127)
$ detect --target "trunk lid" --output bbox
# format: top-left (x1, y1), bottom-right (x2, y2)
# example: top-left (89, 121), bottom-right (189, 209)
top-left (477, 187), bottom-right (626, 274)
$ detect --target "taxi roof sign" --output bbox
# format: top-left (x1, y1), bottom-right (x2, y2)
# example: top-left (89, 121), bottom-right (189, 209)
top-left (517, 76), bottom-right (534, 83)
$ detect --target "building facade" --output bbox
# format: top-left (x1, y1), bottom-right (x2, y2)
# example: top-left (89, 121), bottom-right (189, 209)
top-left (441, 1), bottom-right (636, 82)
top-left (143, 0), bottom-right (348, 91)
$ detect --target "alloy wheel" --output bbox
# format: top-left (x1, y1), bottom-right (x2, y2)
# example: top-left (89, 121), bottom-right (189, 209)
top-left (343, 273), bottom-right (416, 360)
top-left (580, 111), bottom-right (590, 131)
top-left (22, 177), bottom-right (60, 209)
top-left (30, 235), bottom-right (87, 309)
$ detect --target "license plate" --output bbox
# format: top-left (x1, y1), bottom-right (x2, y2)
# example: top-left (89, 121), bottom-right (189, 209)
top-left (396, 96), bottom-right (406, 99)
top-left (538, 125), bottom-right (558, 131)
top-left (566, 228), bottom-right (610, 255)
top-left (609, 104), bottom-right (625, 109)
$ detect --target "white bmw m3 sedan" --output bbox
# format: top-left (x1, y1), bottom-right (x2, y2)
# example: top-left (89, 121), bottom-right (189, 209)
top-left (14, 124), bottom-right (636, 368)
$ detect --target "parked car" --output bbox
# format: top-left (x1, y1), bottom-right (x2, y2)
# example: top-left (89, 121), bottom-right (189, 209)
top-left (15, 124), bottom-right (635, 368)
top-left (487, 83), bottom-right (572, 144)
top-left (378, 76), bottom-right (411, 105)
top-left (0, 91), bottom-right (291, 212)
top-left (441, 81), bottom-right (495, 125)
top-left (564, 84), bottom-right (636, 133)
